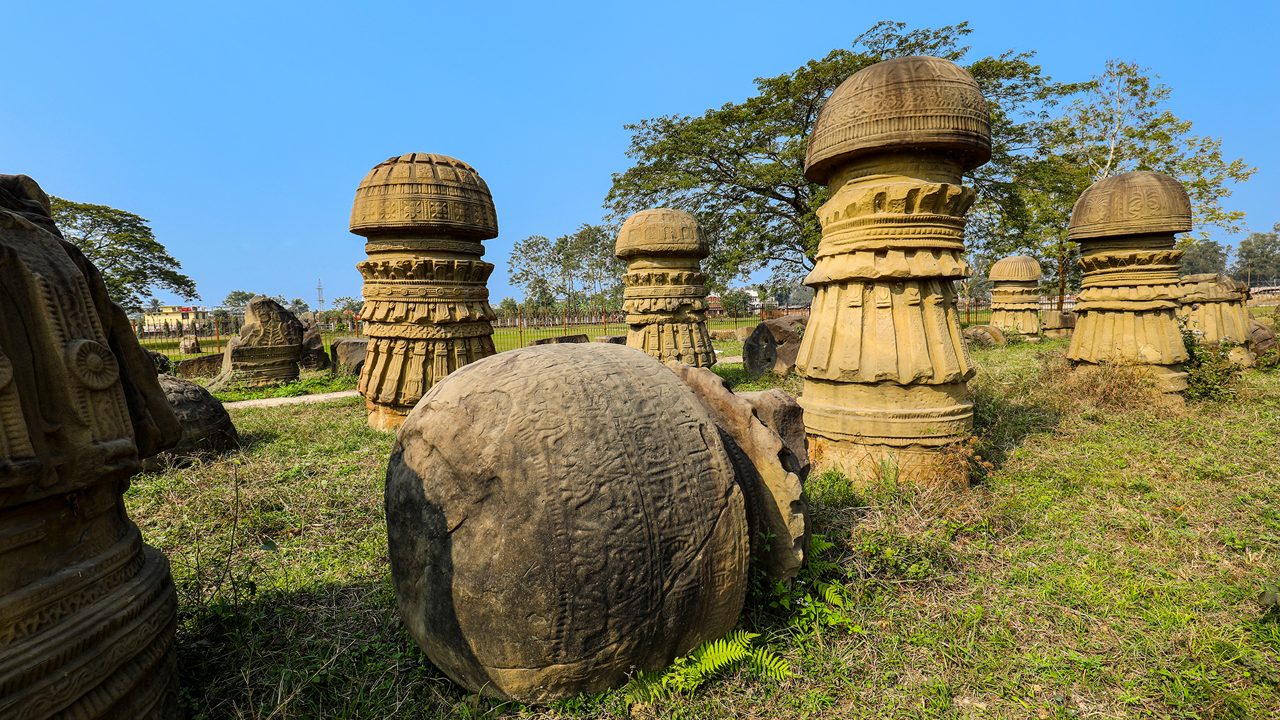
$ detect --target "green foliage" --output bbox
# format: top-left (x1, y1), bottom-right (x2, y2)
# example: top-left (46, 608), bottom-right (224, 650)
top-left (210, 373), bottom-right (357, 403)
top-left (507, 224), bottom-right (623, 310)
top-left (607, 20), bottom-right (1074, 289)
top-left (623, 630), bottom-right (789, 703)
top-left (1231, 223), bottom-right (1280, 282)
top-left (719, 288), bottom-right (752, 317)
top-left (52, 196), bottom-right (198, 313)
top-left (222, 290), bottom-right (256, 309)
top-left (1179, 237), bottom-right (1231, 275)
top-left (1182, 329), bottom-right (1244, 402)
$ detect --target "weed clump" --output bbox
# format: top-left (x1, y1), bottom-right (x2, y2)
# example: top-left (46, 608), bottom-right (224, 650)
top-left (1182, 330), bottom-right (1244, 402)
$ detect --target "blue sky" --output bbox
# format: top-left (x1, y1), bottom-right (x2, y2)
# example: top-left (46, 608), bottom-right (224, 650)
top-left (3, 1), bottom-right (1276, 307)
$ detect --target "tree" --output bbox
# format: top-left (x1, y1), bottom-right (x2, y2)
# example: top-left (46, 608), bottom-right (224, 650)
top-left (507, 224), bottom-right (624, 310)
top-left (495, 297), bottom-right (520, 318)
top-left (146, 297), bottom-right (163, 314)
top-left (287, 298), bottom-right (310, 315)
top-left (330, 296), bottom-right (362, 313)
top-left (1178, 238), bottom-right (1230, 275)
top-left (1231, 224), bottom-right (1280, 283)
top-left (223, 290), bottom-right (255, 309)
top-left (52, 197), bottom-right (198, 313)
top-left (720, 288), bottom-right (752, 318)
top-left (606, 21), bottom-right (1076, 288)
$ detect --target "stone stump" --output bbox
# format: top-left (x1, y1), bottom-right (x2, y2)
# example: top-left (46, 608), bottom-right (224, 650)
top-left (794, 56), bottom-right (990, 485)
top-left (179, 334), bottom-right (201, 355)
top-left (616, 209), bottom-right (716, 367)
top-left (385, 343), bottom-right (746, 702)
top-left (0, 174), bottom-right (182, 719)
top-left (743, 314), bottom-right (807, 377)
top-left (963, 324), bottom-right (1006, 348)
top-left (1178, 273), bottom-right (1254, 366)
top-left (1066, 172), bottom-right (1190, 395)
top-left (209, 296), bottom-right (303, 390)
top-left (989, 256), bottom-right (1042, 335)
top-left (330, 337), bottom-right (368, 376)
top-left (1042, 310), bottom-right (1077, 339)
top-left (351, 153), bottom-right (498, 431)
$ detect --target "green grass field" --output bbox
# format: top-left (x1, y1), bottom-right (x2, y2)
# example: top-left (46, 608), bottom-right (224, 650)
top-left (127, 339), bottom-right (1280, 719)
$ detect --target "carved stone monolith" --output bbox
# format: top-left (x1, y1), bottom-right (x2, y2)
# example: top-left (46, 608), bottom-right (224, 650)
top-left (0, 173), bottom-right (182, 719)
top-left (616, 209), bottom-right (716, 367)
top-left (299, 319), bottom-right (331, 370)
top-left (1178, 273), bottom-right (1254, 366)
top-left (385, 343), bottom-right (747, 702)
top-left (179, 334), bottom-right (201, 355)
top-left (989, 255), bottom-right (1042, 335)
top-left (351, 153), bottom-right (498, 431)
top-left (329, 337), bottom-right (368, 376)
top-left (1066, 171), bottom-right (1190, 393)
top-left (794, 56), bottom-right (991, 485)
top-left (208, 296), bottom-right (303, 390)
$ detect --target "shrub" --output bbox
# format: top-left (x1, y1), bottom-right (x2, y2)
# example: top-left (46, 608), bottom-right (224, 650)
top-left (1182, 330), bottom-right (1244, 402)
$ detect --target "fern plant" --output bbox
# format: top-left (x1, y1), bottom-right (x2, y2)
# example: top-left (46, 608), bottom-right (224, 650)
top-left (623, 630), bottom-right (790, 702)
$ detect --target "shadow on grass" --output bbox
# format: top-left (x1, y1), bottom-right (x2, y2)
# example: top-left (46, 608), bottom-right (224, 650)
top-left (970, 376), bottom-right (1063, 473)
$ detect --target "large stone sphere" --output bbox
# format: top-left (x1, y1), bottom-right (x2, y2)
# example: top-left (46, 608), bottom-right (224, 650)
top-left (804, 55), bottom-right (992, 182)
top-left (349, 152), bottom-right (498, 239)
top-left (1068, 170), bottom-right (1192, 241)
top-left (614, 207), bottom-right (707, 259)
top-left (385, 343), bottom-right (748, 702)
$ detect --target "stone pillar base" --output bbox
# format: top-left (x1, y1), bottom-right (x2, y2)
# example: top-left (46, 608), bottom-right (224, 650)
top-left (367, 403), bottom-right (410, 432)
top-left (807, 435), bottom-right (970, 490)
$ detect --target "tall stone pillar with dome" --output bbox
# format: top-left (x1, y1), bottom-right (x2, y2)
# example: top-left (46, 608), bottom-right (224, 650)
top-left (793, 56), bottom-right (991, 486)
top-left (988, 255), bottom-right (1043, 336)
top-left (1066, 171), bottom-right (1191, 394)
top-left (349, 153), bottom-right (499, 431)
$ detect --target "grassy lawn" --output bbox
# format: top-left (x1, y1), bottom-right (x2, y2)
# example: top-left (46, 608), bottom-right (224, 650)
top-left (127, 339), bottom-right (1280, 719)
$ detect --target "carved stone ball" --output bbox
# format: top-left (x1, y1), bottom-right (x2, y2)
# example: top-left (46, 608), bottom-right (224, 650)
top-left (804, 55), bottom-right (992, 183)
top-left (143, 376), bottom-right (239, 469)
top-left (989, 255), bottom-right (1042, 283)
top-left (385, 343), bottom-right (748, 703)
top-left (1069, 171), bottom-right (1192, 241)
top-left (349, 152), bottom-right (499, 239)
top-left (614, 208), bottom-right (707, 259)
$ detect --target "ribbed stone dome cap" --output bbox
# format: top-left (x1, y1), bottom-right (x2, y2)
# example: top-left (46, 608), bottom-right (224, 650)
top-left (350, 152), bottom-right (498, 239)
top-left (804, 56), bottom-right (992, 183)
top-left (615, 208), bottom-right (708, 259)
top-left (1068, 171), bottom-right (1192, 241)
top-left (989, 255), bottom-right (1042, 282)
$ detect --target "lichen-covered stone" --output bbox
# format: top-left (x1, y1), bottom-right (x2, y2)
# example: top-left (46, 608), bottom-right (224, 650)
top-left (744, 315), bottom-right (807, 377)
top-left (385, 343), bottom-right (747, 702)
top-left (616, 209), bottom-right (716, 367)
top-left (0, 173), bottom-right (181, 719)
top-left (352, 153), bottom-right (499, 431)
top-left (330, 337), bottom-right (368, 376)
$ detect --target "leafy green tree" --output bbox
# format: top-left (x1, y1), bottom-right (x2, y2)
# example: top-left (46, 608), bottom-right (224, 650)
top-left (146, 297), bottom-right (163, 313)
top-left (223, 290), bottom-right (255, 309)
top-left (720, 288), bottom-right (752, 318)
top-left (287, 298), bottom-right (310, 315)
top-left (1178, 237), bottom-right (1230, 275)
top-left (508, 224), bottom-right (624, 310)
top-left (606, 21), bottom-right (1076, 288)
top-left (330, 296), bottom-right (362, 313)
top-left (495, 297), bottom-right (520, 318)
top-left (1231, 224), bottom-right (1280, 283)
top-left (51, 197), bottom-right (198, 313)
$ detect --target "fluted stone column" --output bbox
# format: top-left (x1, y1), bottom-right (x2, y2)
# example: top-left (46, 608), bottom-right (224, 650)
top-left (616, 208), bottom-right (716, 367)
top-left (795, 56), bottom-right (991, 486)
top-left (1066, 171), bottom-right (1190, 394)
top-left (1178, 273), bottom-right (1254, 366)
top-left (988, 256), bottom-right (1043, 336)
top-left (350, 153), bottom-right (498, 431)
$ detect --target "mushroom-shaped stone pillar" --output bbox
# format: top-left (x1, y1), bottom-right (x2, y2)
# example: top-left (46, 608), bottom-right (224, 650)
top-left (988, 255), bottom-right (1043, 335)
top-left (350, 153), bottom-right (499, 431)
top-left (794, 56), bottom-right (991, 485)
top-left (616, 208), bottom-right (717, 367)
top-left (1178, 274), bottom-right (1255, 366)
top-left (1066, 171), bottom-right (1190, 393)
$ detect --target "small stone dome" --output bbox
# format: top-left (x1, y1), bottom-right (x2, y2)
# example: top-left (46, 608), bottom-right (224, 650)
top-left (615, 208), bottom-right (707, 259)
top-left (350, 153), bottom-right (498, 239)
top-left (1068, 171), bottom-right (1192, 241)
top-left (989, 255), bottom-right (1042, 282)
top-left (804, 56), bottom-right (992, 183)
